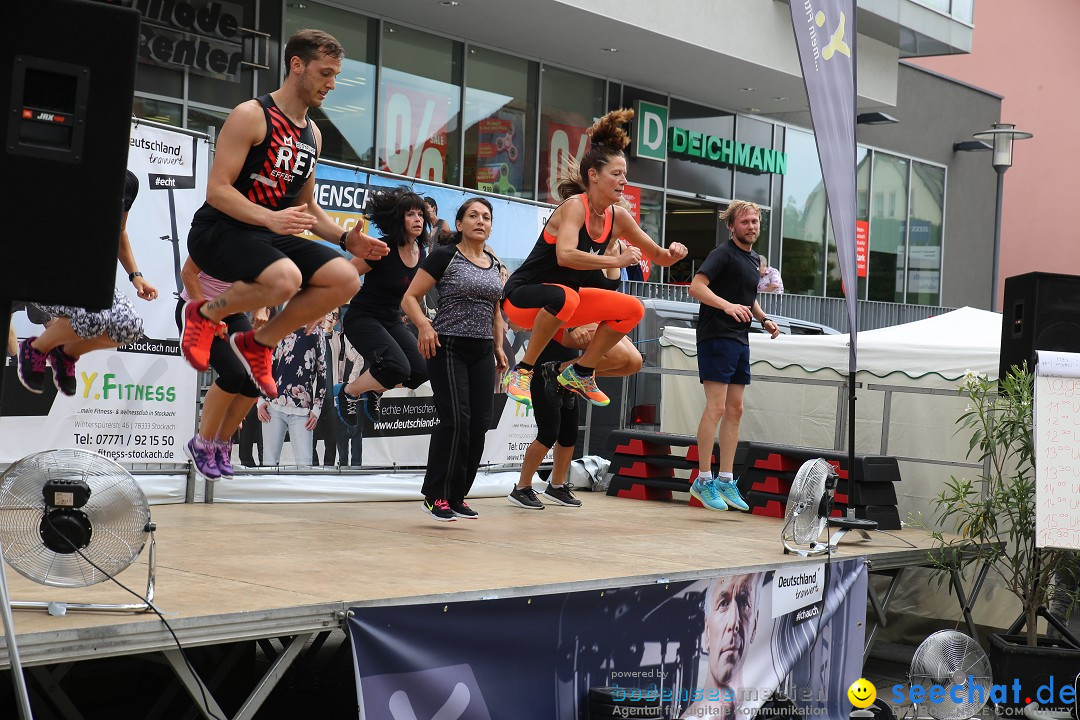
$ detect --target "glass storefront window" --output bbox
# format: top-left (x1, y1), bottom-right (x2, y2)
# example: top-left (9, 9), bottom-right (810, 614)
top-left (780, 128), bottom-right (825, 295)
top-left (463, 47), bottom-right (538, 199)
top-left (284, 3), bottom-right (378, 166)
top-left (667, 99), bottom-right (734, 199)
top-left (733, 115), bottom-right (773, 205)
top-left (868, 153), bottom-right (910, 303)
top-left (379, 24), bottom-right (463, 184)
top-left (906, 161), bottom-right (945, 305)
top-left (538, 66), bottom-right (605, 204)
top-left (187, 105), bottom-right (230, 138)
top-left (135, 64), bottom-right (183, 100)
top-left (133, 96), bottom-right (183, 126)
top-left (824, 146), bottom-right (870, 298)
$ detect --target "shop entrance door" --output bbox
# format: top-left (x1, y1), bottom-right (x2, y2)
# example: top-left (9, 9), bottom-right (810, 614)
top-left (664, 196), bottom-right (726, 283)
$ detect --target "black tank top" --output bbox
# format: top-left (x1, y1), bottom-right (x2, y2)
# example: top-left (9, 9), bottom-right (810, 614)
top-left (504, 194), bottom-right (614, 294)
top-left (192, 94), bottom-right (319, 226)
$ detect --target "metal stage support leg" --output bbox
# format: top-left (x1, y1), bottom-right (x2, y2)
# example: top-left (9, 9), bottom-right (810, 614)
top-left (863, 567), bottom-right (905, 666)
top-left (0, 297), bottom-right (35, 720)
top-left (27, 666), bottom-right (82, 720)
top-left (950, 561), bottom-right (991, 644)
top-left (163, 632), bottom-right (313, 720)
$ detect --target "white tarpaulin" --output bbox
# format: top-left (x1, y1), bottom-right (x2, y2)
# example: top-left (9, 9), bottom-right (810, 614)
top-left (661, 306), bottom-right (1001, 381)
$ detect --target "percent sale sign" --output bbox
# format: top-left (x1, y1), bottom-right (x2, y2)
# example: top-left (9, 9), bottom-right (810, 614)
top-left (380, 84), bottom-right (449, 183)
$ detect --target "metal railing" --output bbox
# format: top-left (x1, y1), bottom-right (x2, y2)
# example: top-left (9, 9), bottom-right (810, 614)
top-left (622, 280), bottom-right (956, 332)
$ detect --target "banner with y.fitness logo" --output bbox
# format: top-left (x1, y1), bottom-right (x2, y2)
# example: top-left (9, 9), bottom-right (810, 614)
top-left (2, 122), bottom-right (204, 463)
top-left (788, 0), bottom-right (858, 358)
top-left (348, 558), bottom-right (866, 719)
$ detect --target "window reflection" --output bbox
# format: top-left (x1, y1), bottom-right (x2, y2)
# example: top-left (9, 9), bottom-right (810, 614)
top-left (780, 128), bottom-right (825, 295)
top-left (538, 66), bottom-right (605, 204)
top-left (463, 47), bottom-right (538, 199)
top-left (284, 2), bottom-right (377, 166)
top-left (378, 24), bottom-right (462, 184)
top-left (868, 153), bottom-right (910, 303)
top-left (906, 161), bottom-right (945, 305)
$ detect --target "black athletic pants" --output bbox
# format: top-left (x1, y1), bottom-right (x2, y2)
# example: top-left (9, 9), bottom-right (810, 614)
top-left (421, 336), bottom-right (495, 503)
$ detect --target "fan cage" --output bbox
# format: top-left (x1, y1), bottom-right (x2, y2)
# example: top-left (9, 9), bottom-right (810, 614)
top-left (909, 630), bottom-right (993, 720)
top-left (784, 459), bottom-right (832, 545)
top-left (0, 449), bottom-right (150, 588)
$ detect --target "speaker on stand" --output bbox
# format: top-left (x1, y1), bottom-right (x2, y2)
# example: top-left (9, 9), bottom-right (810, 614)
top-left (2, 1), bottom-right (141, 716)
top-left (999, 272), bottom-right (1080, 380)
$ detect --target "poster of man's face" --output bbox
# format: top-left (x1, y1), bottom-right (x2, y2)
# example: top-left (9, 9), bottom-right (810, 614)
top-left (704, 573), bottom-right (760, 689)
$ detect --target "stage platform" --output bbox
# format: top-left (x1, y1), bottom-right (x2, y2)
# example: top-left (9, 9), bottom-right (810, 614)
top-left (0, 489), bottom-right (947, 717)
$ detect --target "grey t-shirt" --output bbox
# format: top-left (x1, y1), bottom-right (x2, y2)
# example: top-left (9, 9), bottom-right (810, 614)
top-left (424, 244), bottom-right (503, 339)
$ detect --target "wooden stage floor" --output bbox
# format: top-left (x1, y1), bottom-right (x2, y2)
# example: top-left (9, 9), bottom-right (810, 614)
top-left (0, 491), bottom-right (938, 669)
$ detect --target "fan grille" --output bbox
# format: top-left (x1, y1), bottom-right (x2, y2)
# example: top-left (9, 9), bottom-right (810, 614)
top-left (784, 459), bottom-right (831, 545)
top-left (909, 630), bottom-right (993, 720)
top-left (0, 449), bottom-right (150, 588)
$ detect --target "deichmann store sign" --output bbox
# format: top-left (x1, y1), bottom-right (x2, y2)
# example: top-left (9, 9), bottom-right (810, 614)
top-left (634, 100), bottom-right (787, 175)
top-left (121, 0), bottom-right (246, 82)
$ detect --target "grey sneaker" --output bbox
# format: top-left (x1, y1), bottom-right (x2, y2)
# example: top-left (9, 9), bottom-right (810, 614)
top-left (543, 483), bottom-right (582, 507)
top-left (508, 485), bottom-right (545, 510)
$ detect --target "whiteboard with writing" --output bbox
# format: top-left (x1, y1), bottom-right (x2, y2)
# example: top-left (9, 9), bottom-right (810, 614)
top-left (1034, 350), bottom-right (1080, 549)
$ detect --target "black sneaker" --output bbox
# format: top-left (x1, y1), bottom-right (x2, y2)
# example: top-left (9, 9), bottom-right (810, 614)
top-left (422, 498), bottom-right (457, 522)
top-left (362, 391), bottom-right (383, 423)
top-left (539, 361), bottom-right (563, 404)
top-left (17, 337), bottom-right (46, 394)
top-left (508, 485), bottom-right (545, 510)
top-left (335, 383), bottom-right (359, 428)
top-left (450, 500), bottom-right (479, 519)
top-left (539, 360), bottom-right (577, 409)
top-left (544, 483), bottom-right (582, 507)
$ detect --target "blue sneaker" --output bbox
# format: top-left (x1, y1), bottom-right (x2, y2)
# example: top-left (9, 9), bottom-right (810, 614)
top-left (714, 478), bottom-right (750, 512)
top-left (334, 383), bottom-right (359, 428)
top-left (690, 476), bottom-right (728, 512)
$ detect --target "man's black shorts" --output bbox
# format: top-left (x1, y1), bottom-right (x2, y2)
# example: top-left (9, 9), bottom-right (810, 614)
top-left (188, 220), bottom-right (340, 285)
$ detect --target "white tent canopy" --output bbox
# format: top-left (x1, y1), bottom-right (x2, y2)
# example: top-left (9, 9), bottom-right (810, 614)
top-left (662, 306), bottom-right (1001, 380)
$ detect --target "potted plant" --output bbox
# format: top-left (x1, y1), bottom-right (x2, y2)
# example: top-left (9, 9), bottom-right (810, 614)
top-left (928, 365), bottom-right (1080, 712)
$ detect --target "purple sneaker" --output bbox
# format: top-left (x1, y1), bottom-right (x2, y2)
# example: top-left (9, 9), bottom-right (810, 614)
top-left (47, 346), bottom-right (78, 397)
top-left (17, 337), bottom-right (47, 394)
top-left (215, 439), bottom-right (235, 477)
top-left (184, 436), bottom-right (221, 480)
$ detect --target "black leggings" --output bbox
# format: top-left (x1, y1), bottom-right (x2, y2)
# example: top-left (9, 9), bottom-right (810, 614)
top-left (174, 299), bottom-right (259, 397)
top-left (342, 312), bottom-right (428, 390)
top-left (532, 367), bottom-right (579, 449)
top-left (421, 336), bottom-right (495, 503)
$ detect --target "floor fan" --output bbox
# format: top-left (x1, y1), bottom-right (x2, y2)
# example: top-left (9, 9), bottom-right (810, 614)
top-left (908, 630), bottom-right (992, 719)
top-left (0, 448), bottom-right (157, 613)
top-left (782, 458), bottom-right (878, 556)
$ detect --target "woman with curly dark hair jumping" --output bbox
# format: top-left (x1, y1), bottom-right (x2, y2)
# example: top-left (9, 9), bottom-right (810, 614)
top-left (334, 185), bottom-right (430, 429)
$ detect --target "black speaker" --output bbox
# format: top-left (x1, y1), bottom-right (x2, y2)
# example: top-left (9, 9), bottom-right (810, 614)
top-left (3, 0), bottom-right (140, 309)
top-left (1000, 272), bottom-right (1080, 380)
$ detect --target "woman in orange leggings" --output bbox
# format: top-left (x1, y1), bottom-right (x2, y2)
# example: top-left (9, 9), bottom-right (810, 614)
top-left (502, 107), bottom-right (688, 407)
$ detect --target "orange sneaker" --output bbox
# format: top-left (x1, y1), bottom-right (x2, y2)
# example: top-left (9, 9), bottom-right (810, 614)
top-left (504, 366), bottom-right (533, 408)
top-left (557, 365), bottom-right (609, 406)
top-left (230, 330), bottom-right (277, 397)
top-left (180, 300), bottom-right (218, 372)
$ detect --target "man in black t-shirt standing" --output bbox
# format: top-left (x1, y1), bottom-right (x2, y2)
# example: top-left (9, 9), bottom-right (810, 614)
top-left (687, 200), bottom-right (779, 513)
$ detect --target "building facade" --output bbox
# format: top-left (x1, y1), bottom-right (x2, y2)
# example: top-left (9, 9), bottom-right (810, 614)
top-left (125, 0), bottom-right (999, 309)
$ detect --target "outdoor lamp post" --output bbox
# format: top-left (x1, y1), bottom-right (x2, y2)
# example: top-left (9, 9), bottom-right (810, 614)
top-left (971, 123), bottom-right (1033, 312)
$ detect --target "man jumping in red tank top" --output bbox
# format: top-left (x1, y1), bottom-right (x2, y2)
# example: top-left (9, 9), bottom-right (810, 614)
top-left (180, 30), bottom-right (389, 397)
